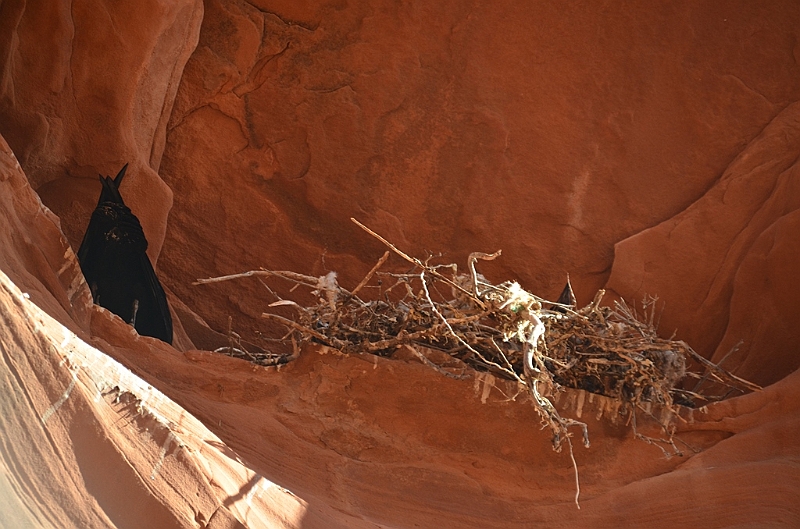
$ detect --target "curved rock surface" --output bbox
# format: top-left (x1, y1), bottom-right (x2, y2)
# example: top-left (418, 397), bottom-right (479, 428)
top-left (1, 1), bottom-right (799, 527)
top-left (0, 0), bottom-right (203, 261)
top-left (607, 102), bottom-right (800, 386)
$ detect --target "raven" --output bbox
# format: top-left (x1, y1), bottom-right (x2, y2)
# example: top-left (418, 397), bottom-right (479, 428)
top-left (77, 164), bottom-right (173, 344)
top-left (552, 275), bottom-right (577, 313)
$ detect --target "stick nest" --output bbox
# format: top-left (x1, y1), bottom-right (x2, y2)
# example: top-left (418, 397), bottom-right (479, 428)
top-left (196, 219), bottom-right (759, 457)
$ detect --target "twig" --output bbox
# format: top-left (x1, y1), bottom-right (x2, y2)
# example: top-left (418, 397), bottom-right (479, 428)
top-left (567, 437), bottom-right (581, 509)
top-left (194, 270), bottom-right (271, 285)
top-left (351, 218), bottom-right (486, 308)
top-left (351, 251), bottom-right (389, 296)
top-left (684, 345), bottom-right (761, 392)
top-left (468, 251), bottom-right (502, 296)
top-left (691, 340), bottom-right (742, 394)
top-left (261, 313), bottom-right (346, 349)
top-left (421, 270), bottom-right (519, 380)
top-left (406, 345), bottom-right (471, 380)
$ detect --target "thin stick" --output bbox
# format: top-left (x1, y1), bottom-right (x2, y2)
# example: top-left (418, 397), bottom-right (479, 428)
top-left (567, 437), bottom-right (581, 509)
top-left (351, 218), bottom-right (485, 308)
top-left (691, 340), bottom-right (742, 393)
top-left (196, 269), bottom-right (355, 296)
top-left (421, 270), bottom-right (519, 380)
top-left (261, 313), bottom-right (345, 348)
top-left (468, 251), bottom-right (502, 296)
top-left (362, 314), bottom-right (485, 352)
top-left (685, 345), bottom-right (761, 392)
top-left (194, 270), bottom-right (271, 285)
top-left (407, 345), bottom-right (471, 380)
top-left (490, 339), bottom-right (525, 384)
top-left (351, 251), bottom-right (389, 296)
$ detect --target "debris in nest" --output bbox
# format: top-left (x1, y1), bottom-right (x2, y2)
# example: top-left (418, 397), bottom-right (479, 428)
top-left (211, 315), bottom-right (300, 367)
top-left (195, 218), bottom-right (760, 507)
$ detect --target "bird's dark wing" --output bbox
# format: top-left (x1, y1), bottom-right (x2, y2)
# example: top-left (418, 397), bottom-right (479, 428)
top-left (130, 250), bottom-right (173, 344)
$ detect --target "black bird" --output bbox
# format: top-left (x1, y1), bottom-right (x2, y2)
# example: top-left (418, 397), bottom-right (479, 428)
top-left (77, 164), bottom-right (173, 344)
top-left (552, 275), bottom-right (577, 313)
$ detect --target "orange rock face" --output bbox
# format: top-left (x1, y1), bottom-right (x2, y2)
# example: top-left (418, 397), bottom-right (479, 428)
top-left (1, 0), bottom-right (800, 527)
top-left (0, 0), bottom-right (203, 261)
top-left (607, 102), bottom-right (800, 386)
top-left (157, 0), bottom-right (800, 364)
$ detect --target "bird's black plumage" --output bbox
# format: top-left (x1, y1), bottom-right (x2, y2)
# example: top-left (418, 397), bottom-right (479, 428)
top-left (552, 275), bottom-right (577, 313)
top-left (77, 164), bottom-right (173, 344)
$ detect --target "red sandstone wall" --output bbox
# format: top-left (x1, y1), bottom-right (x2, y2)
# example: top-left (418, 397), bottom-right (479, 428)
top-left (1, 2), bottom-right (800, 526)
top-left (3, 1), bottom-right (798, 383)
top-left (158, 0), bottom-right (800, 386)
top-left (0, 0), bottom-right (203, 260)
